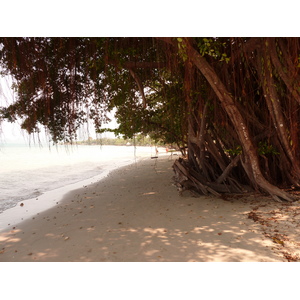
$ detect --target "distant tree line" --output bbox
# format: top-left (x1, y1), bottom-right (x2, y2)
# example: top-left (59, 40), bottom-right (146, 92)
top-left (1, 37), bottom-right (300, 201)
top-left (76, 135), bottom-right (165, 147)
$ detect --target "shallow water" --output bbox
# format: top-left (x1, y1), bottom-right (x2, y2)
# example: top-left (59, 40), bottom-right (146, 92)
top-left (0, 143), bottom-right (152, 213)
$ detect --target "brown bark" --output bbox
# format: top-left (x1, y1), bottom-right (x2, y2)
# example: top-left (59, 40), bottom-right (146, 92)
top-left (216, 155), bottom-right (241, 184)
top-left (173, 158), bottom-right (221, 197)
top-left (260, 41), bottom-right (300, 179)
top-left (155, 37), bottom-right (296, 200)
top-left (262, 51), bottom-right (294, 169)
top-left (183, 38), bottom-right (294, 201)
top-left (290, 97), bottom-right (300, 162)
top-left (268, 38), bottom-right (300, 105)
top-left (109, 60), bottom-right (166, 70)
top-left (128, 68), bottom-right (147, 108)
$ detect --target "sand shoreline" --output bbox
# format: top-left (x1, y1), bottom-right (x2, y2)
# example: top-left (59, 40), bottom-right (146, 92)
top-left (0, 155), bottom-right (293, 261)
top-left (0, 156), bottom-right (143, 233)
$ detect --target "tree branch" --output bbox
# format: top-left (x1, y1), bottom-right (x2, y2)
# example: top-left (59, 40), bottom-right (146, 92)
top-left (216, 155), bottom-right (241, 184)
top-left (268, 38), bottom-right (300, 105)
top-left (128, 68), bottom-right (147, 108)
top-left (109, 60), bottom-right (166, 69)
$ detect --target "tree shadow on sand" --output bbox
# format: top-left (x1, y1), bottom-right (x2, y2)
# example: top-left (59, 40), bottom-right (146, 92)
top-left (0, 159), bottom-right (285, 262)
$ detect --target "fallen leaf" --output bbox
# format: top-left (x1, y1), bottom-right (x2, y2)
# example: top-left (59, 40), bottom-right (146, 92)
top-left (218, 232), bottom-right (222, 235)
top-left (272, 237), bottom-right (284, 246)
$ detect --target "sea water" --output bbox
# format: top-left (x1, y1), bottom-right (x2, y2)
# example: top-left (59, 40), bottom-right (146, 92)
top-left (0, 143), bottom-right (152, 214)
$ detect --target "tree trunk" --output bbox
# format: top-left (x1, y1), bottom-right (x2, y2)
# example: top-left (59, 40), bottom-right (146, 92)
top-left (267, 38), bottom-right (300, 105)
top-left (184, 38), bottom-right (294, 201)
top-left (261, 45), bottom-right (300, 180)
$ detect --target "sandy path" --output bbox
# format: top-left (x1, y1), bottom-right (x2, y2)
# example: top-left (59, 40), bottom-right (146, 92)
top-left (0, 156), bottom-right (285, 261)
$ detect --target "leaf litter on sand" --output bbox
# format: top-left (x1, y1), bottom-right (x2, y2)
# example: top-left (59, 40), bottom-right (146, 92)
top-left (247, 197), bottom-right (300, 261)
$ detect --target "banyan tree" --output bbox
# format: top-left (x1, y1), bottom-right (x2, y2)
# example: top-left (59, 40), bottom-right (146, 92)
top-left (1, 37), bottom-right (300, 201)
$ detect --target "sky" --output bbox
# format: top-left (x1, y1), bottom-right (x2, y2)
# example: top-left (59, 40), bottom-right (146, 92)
top-left (1, 1), bottom-right (299, 144)
top-left (0, 75), bottom-right (118, 145)
top-left (1, 0), bottom-right (299, 296)
top-left (0, 113), bottom-right (118, 145)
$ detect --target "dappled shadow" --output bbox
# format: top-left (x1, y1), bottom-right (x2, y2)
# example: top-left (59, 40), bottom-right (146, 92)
top-left (0, 158), bottom-right (284, 262)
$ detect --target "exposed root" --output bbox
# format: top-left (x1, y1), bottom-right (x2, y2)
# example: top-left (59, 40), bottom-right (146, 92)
top-left (173, 158), bottom-right (246, 197)
top-left (172, 157), bottom-right (297, 202)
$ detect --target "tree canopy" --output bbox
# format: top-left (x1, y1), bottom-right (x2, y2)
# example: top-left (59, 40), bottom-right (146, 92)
top-left (1, 37), bottom-right (300, 201)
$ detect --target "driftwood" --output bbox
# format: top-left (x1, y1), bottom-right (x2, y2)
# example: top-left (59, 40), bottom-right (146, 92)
top-left (172, 157), bottom-right (252, 197)
top-left (173, 158), bottom-right (220, 197)
top-left (216, 155), bottom-right (241, 184)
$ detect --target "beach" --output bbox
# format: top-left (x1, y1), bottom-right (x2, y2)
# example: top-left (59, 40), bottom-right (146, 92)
top-left (1, 155), bottom-right (299, 262)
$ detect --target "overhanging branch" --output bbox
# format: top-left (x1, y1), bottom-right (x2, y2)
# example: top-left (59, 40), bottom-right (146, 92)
top-left (128, 68), bottom-right (147, 108)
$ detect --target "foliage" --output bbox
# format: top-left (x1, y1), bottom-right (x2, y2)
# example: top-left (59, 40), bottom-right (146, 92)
top-left (75, 134), bottom-right (165, 147)
top-left (258, 141), bottom-right (280, 156)
top-left (1, 37), bottom-right (300, 200)
top-left (197, 38), bottom-right (230, 63)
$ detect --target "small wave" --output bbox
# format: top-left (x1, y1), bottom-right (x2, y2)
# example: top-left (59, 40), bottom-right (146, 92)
top-left (0, 145), bottom-right (151, 214)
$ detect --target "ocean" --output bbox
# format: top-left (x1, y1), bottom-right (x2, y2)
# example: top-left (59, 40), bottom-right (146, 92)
top-left (0, 143), bottom-right (153, 214)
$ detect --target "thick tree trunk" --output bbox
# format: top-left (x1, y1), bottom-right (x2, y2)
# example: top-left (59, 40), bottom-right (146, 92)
top-left (184, 38), bottom-right (294, 201)
top-left (261, 46), bottom-right (300, 180)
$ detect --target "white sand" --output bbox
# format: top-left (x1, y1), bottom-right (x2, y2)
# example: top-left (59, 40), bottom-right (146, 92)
top-left (0, 156), bottom-right (286, 261)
